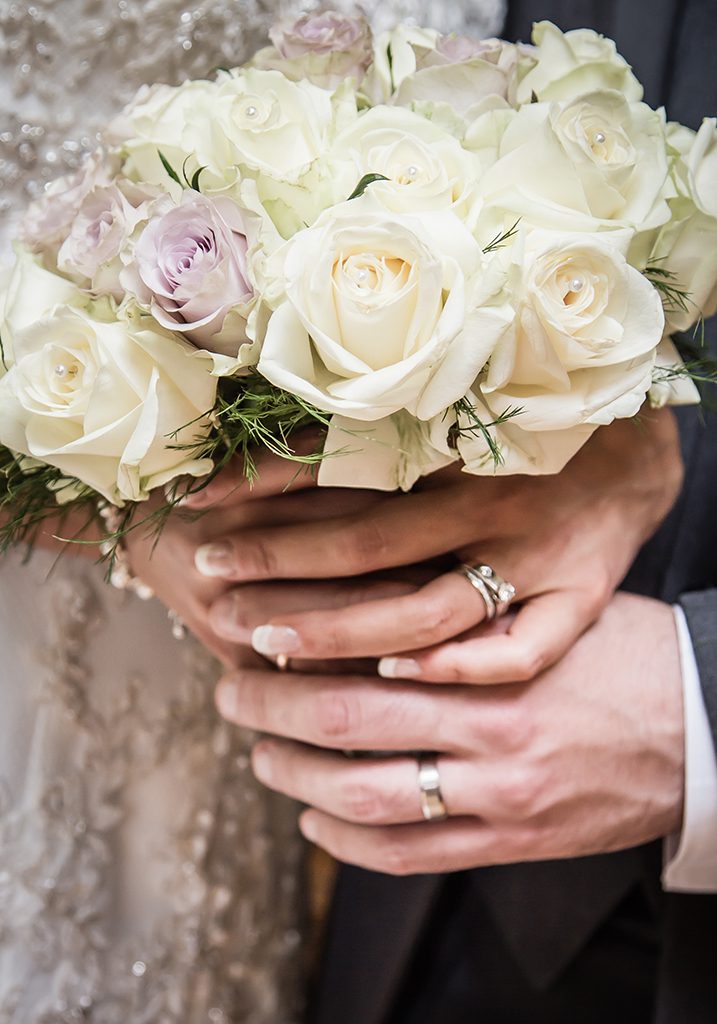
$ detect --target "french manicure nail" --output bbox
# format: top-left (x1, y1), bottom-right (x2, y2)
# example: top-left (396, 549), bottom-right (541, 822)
top-left (378, 657), bottom-right (421, 679)
top-left (252, 624), bottom-right (301, 657)
top-left (195, 542), bottom-right (233, 577)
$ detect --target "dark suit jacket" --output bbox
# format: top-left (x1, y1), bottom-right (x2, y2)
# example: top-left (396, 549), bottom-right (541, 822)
top-left (310, 2), bottom-right (717, 1022)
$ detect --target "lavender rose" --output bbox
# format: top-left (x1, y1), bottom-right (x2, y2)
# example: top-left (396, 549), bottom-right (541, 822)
top-left (20, 150), bottom-right (118, 256)
top-left (253, 11), bottom-right (372, 88)
top-left (122, 192), bottom-right (256, 358)
top-left (57, 181), bottom-right (166, 299)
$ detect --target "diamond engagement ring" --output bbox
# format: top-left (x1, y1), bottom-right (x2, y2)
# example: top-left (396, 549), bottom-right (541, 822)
top-left (417, 754), bottom-right (448, 821)
top-left (458, 562), bottom-right (517, 619)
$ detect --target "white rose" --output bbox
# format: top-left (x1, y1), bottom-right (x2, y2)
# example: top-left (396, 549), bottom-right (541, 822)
top-left (688, 118), bottom-right (717, 218)
top-left (331, 106), bottom-right (484, 224)
top-left (257, 193), bottom-right (513, 422)
top-left (516, 22), bottom-right (643, 104)
top-left (0, 248), bottom-right (84, 369)
top-left (189, 69), bottom-right (337, 184)
top-left (0, 305), bottom-right (217, 502)
top-left (653, 209), bottom-right (717, 331)
top-left (479, 92), bottom-right (670, 233)
top-left (107, 80), bottom-right (220, 192)
top-left (363, 24), bottom-right (440, 102)
top-left (648, 337), bottom-right (700, 410)
top-left (476, 230), bottom-right (664, 435)
top-left (646, 118), bottom-right (717, 331)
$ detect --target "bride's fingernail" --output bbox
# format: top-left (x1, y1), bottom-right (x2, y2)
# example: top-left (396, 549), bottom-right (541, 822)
top-left (252, 625), bottom-right (301, 657)
top-left (195, 542), bottom-right (233, 577)
top-left (378, 657), bottom-right (421, 679)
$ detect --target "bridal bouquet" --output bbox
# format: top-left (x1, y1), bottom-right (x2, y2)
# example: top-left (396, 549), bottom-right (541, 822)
top-left (1, 14), bottom-right (715, 552)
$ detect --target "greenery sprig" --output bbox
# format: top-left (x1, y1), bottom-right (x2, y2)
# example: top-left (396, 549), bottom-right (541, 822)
top-left (448, 398), bottom-right (524, 467)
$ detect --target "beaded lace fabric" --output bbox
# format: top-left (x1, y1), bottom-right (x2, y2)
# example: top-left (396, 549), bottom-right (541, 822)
top-left (0, 1), bottom-right (506, 1021)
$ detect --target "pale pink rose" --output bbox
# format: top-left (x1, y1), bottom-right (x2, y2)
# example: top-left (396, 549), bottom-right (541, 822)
top-left (435, 34), bottom-right (490, 63)
top-left (57, 181), bottom-right (166, 299)
top-left (20, 150), bottom-right (119, 254)
top-left (123, 192), bottom-right (254, 351)
top-left (254, 11), bottom-right (372, 88)
top-left (270, 10), bottom-right (370, 59)
top-left (394, 36), bottom-right (522, 113)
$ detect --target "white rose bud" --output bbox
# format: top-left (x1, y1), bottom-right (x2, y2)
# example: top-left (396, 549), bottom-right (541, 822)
top-left (516, 22), bottom-right (643, 104)
top-left (688, 118), bottom-right (717, 218)
top-left (364, 24), bottom-right (440, 103)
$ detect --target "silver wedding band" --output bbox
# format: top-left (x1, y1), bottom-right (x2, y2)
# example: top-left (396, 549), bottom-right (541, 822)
top-left (458, 562), bottom-right (516, 620)
top-left (417, 754), bottom-right (448, 821)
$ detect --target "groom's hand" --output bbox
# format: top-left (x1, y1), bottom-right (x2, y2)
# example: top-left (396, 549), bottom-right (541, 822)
top-left (215, 592), bottom-right (685, 874)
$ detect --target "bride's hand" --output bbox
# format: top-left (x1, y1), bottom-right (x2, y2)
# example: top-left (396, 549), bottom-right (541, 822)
top-left (201, 408), bottom-right (683, 683)
top-left (124, 445), bottom-right (392, 667)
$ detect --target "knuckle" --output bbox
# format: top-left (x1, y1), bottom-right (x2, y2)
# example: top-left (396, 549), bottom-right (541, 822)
top-left (489, 701), bottom-right (534, 753)
top-left (431, 651), bottom-right (468, 684)
top-left (413, 596), bottom-right (455, 646)
top-left (219, 590), bottom-right (252, 632)
top-left (243, 538), bottom-right (279, 579)
top-left (312, 623), bottom-right (347, 659)
top-left (339, 778), bottom-right (388, 824)
top-left (344, 520), bottom-right (389, 574)
top-left (315, 690), bottom-right (361, 742)
top-left (378, 835), bottom-right (415, 876)
top-left (585, 569), bottom-right (613, 617)
top-left (512, 642), bottom-right (545, 681)
top-left (229, 671), bottom-right (267, 727)
top-left (497, 765), bottom-right (544, 818)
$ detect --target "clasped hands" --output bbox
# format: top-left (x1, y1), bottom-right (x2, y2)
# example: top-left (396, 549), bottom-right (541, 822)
top-left (128, 409), bottom-right (686, 874)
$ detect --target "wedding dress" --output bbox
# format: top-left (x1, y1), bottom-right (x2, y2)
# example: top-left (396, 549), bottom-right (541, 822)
top-left (0, 0), bottom-right (506, 1020)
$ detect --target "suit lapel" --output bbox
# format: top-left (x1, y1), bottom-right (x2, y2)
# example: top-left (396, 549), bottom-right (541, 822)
top-left (310, 869), bottom-right (440, 1024)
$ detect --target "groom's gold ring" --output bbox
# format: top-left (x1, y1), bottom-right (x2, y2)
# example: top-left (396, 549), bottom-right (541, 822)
top-left (276, 654), bottom-right (291, 671)
top-left (458, 562), bottom-right (516, 618)
top-left (417, 754), bottom-right (448, 821)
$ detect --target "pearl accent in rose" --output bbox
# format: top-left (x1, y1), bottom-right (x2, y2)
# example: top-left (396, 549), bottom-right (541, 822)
top-left (244, 105), bottom-right (258, 118)
top-left (593, 131), bottom-right (606, 145)
top-left (54, 362), bottom-right (78, 378)
top-left (569, 277), bottom-right (585, 292)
